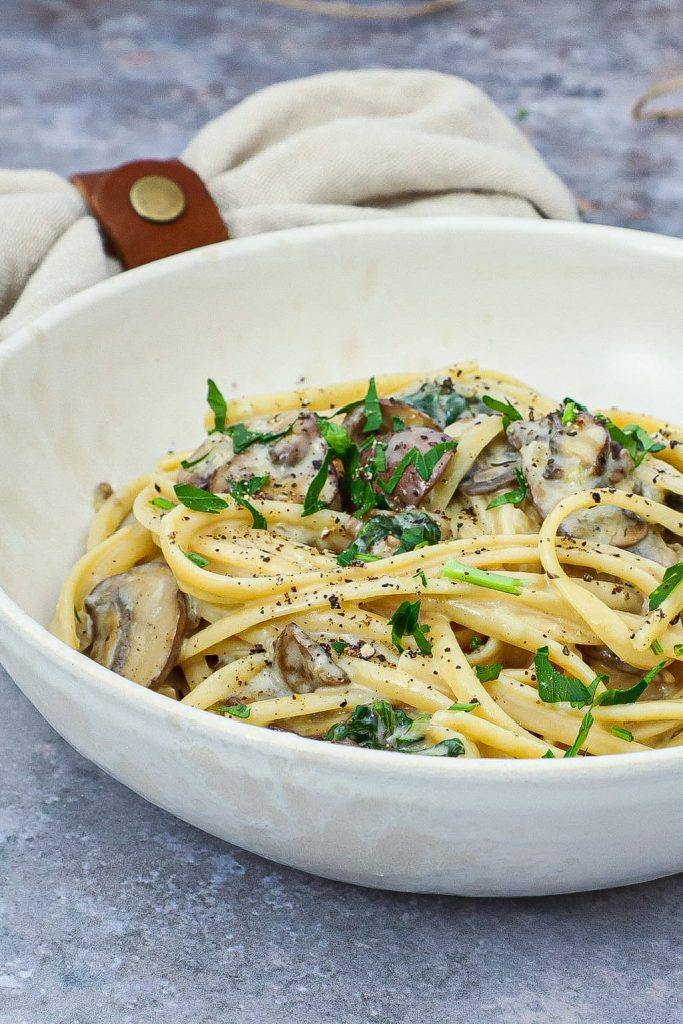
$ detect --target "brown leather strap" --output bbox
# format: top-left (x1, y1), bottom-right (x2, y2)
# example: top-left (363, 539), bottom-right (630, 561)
top-left (71, 158), bottom-right (229, 269)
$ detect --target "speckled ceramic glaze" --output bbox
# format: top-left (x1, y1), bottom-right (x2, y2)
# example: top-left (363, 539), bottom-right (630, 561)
top-left (1, 219), bottom-right (682, 896)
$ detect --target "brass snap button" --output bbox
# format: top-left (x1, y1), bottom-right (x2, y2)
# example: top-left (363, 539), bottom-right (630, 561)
top-left (129, 174), bottom-right (187, 223)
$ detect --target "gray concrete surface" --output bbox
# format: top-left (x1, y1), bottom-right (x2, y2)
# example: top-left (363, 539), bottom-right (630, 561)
top-left (2, 2), bottom-right (683, 1022)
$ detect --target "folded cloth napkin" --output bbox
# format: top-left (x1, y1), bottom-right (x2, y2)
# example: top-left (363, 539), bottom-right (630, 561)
top-left (0, 69), bottom-right (577, 340)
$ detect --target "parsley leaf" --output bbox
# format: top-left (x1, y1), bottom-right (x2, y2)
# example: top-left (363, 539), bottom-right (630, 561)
top-left (449, 701), bottom-right (479, 712)
top-left (149, 496), bottom-right (176, 510)
top-left (317, 416), bottom-right (353, 455)
top-left (648, 562), bottom-right (683, 610)
top-left (185, 551), bottom-right (209, 568)
top-left (561, 397), bottom-right (588, 425)
top-left (535, 646), bottom-right (600, 708)
top-left (387, 599), bottom-right (432, 655)
top-left (336, 509), bottom-right (441, 567)
top-left (481, 395), bottom-right (523, 429)
top-left (486, 469), bottom-right (528, 510)
top-left (180, 449), bottom-right (211, 470)
top-left (441, 560), bottom-right (527, 596)
top-left (564, 709), bottom-right (595, 757)
top-left (225, 422), bottom-right (293, 454)
top-left (475, 664), bottom-right (502, 683)
top-left (220, 704), bottom-right (251, 719)
top-left (207, 378), bottom-right (228, 433)
top-left (611, 726), bottom-right (634, 742)
top-left (302, 451), bottom-right (334, 517)
top-left (330, 640), bottom-right (348, 655)
top-left (174, 483), bottom-right (229, 514)
top-left (379, 441), bottom-right (457, 495)
top-left (224, 475), bottom-right (269, 529)
top-left (362, 377), bottom-right (383, 434)
top-left (598, 417), bottom-right (665, 467)
top-left (593, 660), bottom-right (666, 706)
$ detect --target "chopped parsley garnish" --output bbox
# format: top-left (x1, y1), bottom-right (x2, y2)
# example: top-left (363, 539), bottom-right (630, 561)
top-left (675, 644), bottom-right (683, 657)
top-left (336, 509), bottom-right (441, 567)
top-left (317, 416), bottom-right (353, 455)
top-left (180, 449), bottom-right (211, 470)
top-left (542, 749), bottom-right (556, 758)
top-left (441, 560), bottom-right (527, 596)
top-left (593, 660), bottom-right (665, 706)
top-left (414, 569), bottom-right (429, 588)
top-left (330, 640), bottom-right (348, 655)
top-left (469, 635), bottom-right (484, 652)
top-left (149, 496), bottom-right (176, 510)
top-left (185, 550), bottom-right (210, 568)
top-left (362, 377), bottom-right (383, 434)
top-left (379, 441), bottom-right (457, 495)
top-left (220, 703), bottom-right (251, 719)
top-left (387, 599), bottom-right (432, 655)
top-left (561, 397), bottom-right (587, 425)
top-left (475, 664), bottom-right (502, 683)
top-left (400, 380), bottom-right (469, 428)
top-left (535, 647), bottom-right (665, 756)
top-left (174, 483), bottom-right (229, 514)
top-left (302, 451), bottom-right (335, 517)
top-left (597, 417), bottom-right (665, 467)
top-left (225, 421), bottom-right (293, 454)
top-left (481, 394), bottom-right (523, 429)
top-left (535, 646), bottom-right (600, 708)
top-left (486, 469), bottom-right (527, 510)
top-left (449, 701), bottom-right (479, 712)
top-left (207, 378), bottom-right (228, 433)
top-left (563, 709), bottom-right (595, 758)
top-left (224, 475), bottom-right (269, 529)
top-left (611, 726), bottom-right (634, 742)
top-left (651, 639), bottom-right (664, 655)
top-left (648, 562), bottom-right (683, 610)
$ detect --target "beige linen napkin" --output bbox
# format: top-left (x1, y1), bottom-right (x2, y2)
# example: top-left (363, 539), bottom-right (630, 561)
top-left (0, 70), bottom-right (577, 340)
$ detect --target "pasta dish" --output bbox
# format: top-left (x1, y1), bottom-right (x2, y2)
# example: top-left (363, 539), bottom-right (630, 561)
top-left (53, 363), bottom-right (683, 760)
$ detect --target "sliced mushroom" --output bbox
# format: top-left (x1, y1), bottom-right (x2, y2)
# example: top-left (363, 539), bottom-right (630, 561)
top-left (83, 562), bottom-right (186, 687)
top-left (460, 438), bottom-right (520, 496)
top-left (274, 623), bottom-right (349, 693)
top-left (343, 398), bottom-right (438, 445)
top-left (506, 411), bottom-right (647, 547)
top-left (176, 433), bottom-right (236, 489)
top-left (213, 412), bottom-right (341, 508)
top-left (371, 426), bottom-right (456, 508)
top-left (179, 412), bottom-right (341, 509)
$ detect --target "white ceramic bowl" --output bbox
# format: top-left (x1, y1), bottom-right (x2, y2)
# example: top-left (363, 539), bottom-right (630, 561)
top-left (1, 218), bottom-right (683, 897)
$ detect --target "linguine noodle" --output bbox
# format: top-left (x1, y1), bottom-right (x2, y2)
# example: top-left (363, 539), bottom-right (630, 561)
top-left (53, 362), bottom-right (683, 760)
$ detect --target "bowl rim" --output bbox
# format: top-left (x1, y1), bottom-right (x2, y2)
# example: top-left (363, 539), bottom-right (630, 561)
top-left (2, 214), bottom-right (683, 782)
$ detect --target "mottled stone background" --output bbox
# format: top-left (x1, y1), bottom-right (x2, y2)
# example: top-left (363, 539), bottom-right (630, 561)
top-left (2, 2), bottom-right (683, 1023)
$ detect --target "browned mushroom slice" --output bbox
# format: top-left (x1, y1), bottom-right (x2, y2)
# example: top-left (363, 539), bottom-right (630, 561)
top-left (372, 427), bottom-right (456, 508)
top-left (460, 438), bottom-right (520, 496)
top-left (343, 398), bottom-right (439, 445)
top-left (213, 413), bottom-right (341, 508)
top-left (83, 562), bottom-right (186, 687)
top-left (176, 433), bottom-right (235, 489)
top-left (506, 411), bottom-right (647, 547)
top-left (274, 623), bottom-right (349, 693)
